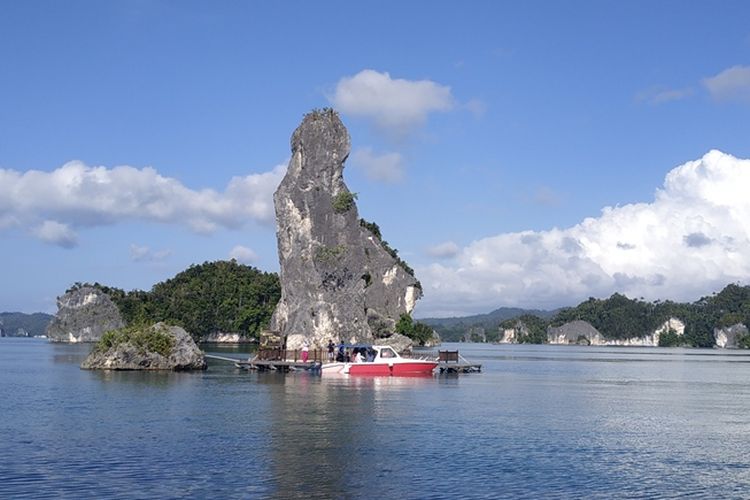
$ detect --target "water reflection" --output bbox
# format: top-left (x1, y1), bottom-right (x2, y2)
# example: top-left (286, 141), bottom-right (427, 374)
top-left (4, 339), bottom-right (750, 498)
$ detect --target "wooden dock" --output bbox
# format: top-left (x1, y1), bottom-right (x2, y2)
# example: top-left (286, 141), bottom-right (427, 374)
top-left (436, 361), bottom-right (482, 374)
top-left (204, 354), bottom-right (322, 372)
top-left (435, 350), bottom-right (482, 374)
top-left (236, 359), bottom-right (322, 372)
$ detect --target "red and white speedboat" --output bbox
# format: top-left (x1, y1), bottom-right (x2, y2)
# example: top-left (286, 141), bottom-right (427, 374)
top-left (321, 345), bottom-right (437, 376)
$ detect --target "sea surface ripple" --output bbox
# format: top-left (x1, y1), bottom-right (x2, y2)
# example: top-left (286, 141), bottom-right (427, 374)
top-left (1, 339), bottom-right (749, 498)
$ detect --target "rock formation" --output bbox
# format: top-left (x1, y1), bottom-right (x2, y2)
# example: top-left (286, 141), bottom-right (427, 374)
top-left (201, 332), bottom-right (254, 343)
top-left (46, 285), bottom-right (125, 342)
top-left (269, 109), bottom-right (422, 349)
top-left (714, 323), bottom-right (748, 348)
top-left (547, 320), bottom-right (604, 345)
top-left (546, 318), bottom-right (686, 346)
top-left (500, 320), bottom-right (530, 343)
top-left (81, 323), bottom-right (206, 370)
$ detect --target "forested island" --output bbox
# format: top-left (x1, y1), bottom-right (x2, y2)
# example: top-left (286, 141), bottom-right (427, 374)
top-left (61, 260), bottom-right (281, 342)
top-left (425, 284), bottom-right (750, 348)
top-left (0, 312), bottom-right (53, 337)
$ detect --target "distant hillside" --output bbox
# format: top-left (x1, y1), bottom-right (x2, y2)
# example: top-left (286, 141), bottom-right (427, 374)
top-left (0, 312), bottom-right (54, 337)
top-left (418, 307), bottom-right (555, 342)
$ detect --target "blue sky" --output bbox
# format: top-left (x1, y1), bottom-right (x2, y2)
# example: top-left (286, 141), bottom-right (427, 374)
top-left (2, 1), bottom-right (749, 316)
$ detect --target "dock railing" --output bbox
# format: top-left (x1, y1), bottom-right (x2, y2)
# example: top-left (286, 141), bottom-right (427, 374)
top-left (438, 350), bottom-right (460, 363)
top-left (257, 348), bottom-right (326, 363)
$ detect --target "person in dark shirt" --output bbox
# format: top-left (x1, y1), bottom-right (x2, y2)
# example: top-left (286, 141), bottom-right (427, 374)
top-left (327, 340), bottom-right (335, 362)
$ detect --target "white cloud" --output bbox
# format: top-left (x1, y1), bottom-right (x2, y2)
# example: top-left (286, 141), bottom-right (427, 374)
top-left (417, 150), bottom-right (750, 316)
top-left (532, 186), bottom-right (562, 207)
top-left (464, 98), bottom-right (487, 117)
top-left (0, 161), bottom-right (286, 246)
top-left (703, 65), bottom-right (750, 102)
top-left (33, 220), bottom-right (77, 248)
top-left (329, 69), bottom-right (454, 136)
top-left (229, 245), bottom-right (258, 264)
top-left (129, 244), bottom-right (172, 262)
top-left (635, 86), bottom-right (694, 105)
top-left (426, 241), bottom-right (460, 259)
top-left (351, 147), bottom-right (404, 183)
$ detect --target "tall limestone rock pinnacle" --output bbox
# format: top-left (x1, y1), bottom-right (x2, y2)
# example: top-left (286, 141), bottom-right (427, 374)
top-left (270, 109), bottom-right (422, 349)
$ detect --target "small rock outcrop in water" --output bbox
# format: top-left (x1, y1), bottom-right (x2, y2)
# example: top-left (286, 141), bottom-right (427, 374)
top-left (714, 323), bottom-right (748, 348)
top-left (270, 109), bottom-right (422, 349)
top-left (81, 323), bottom-right (206, 370)
top-left (47, 285), bottom-right (125, 342)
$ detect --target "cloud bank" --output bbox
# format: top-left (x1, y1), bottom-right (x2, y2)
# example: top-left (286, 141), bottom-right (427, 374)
top-left (351, 147), bottom-right (405, 183)
top-left (129, 244), bottom-right (172, 262)
top-left (329, 69), bottom-right (454, 136)
top-left (703, 65), bottom-right (750, 102)
top-left (229, 245), bottom-right (258, 264)
top-left (426, 241), bottom-right (460, 259)
top-left (418, 150), bottom-right (750, 316)
top-left (0, 161), bottom-right (286, 247)
top-left (635, 86), bottom-right (694, 105)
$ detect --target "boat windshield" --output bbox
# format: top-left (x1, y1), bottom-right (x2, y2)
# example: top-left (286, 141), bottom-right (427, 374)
top-left (379, 347), bottom-right (396, 358)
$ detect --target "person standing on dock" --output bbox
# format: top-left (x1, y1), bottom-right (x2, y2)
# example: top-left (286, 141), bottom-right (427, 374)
top-left (327, 340), bottom-right (335, 362)
top-left (301, 340), bottom-right (309, 363)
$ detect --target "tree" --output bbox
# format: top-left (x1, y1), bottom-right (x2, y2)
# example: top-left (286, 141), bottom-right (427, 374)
top-left (92, 261), bottom-right (281, 341)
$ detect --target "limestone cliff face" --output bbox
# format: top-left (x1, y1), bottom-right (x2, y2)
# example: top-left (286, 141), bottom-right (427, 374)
top-left (546, 318), bottom-right (685, 346)
top-left (547, 320), bottom-right (604, 345)
top-left (270, 110), bottom-right (422, 349)
top-left (500, 320), bottom-right (530, 343)
top-left (46, 286), bottom-right (125, 343)
top-left (714, 323), bottom-right (748, 348)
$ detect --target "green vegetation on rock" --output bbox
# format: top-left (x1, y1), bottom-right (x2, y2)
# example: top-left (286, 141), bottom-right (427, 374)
top-left (314, 244), bottom-right (347, 264)
top-left (91, 260), bottom-right (281, 341)
top-left (551, 293), bottom-right (667, 339)
top-left (96, 323), bottom-right (175, 357)
top-left (0, 312), bottom-right (53, 337)
top-left (427, 284), bottom-right (750, 347)
top-left (500, 314), bottom-right (548, 344)
top-left (332, 191), bottom-right (357, 213)
top-left (395, 313), bottom-right (435, 346)
top-left (658, 328), bottom-right (681, 347)
top-left (360, 217), bottom-right (419, 283)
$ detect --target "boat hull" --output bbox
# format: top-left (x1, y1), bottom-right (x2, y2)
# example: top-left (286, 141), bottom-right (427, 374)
top-left (388, 361), bottom-right (438, 376)
top-left (322, 361), bottom-right (438, 376)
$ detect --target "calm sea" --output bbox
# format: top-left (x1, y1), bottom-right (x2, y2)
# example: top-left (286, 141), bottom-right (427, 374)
top-left (1, 338), bottom-right (750, 499)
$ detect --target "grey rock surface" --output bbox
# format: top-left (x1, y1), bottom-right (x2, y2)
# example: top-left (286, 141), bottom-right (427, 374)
top-left (547, 320), bottom-right (603, 345)
top-left (81, 323), bottom-right (207, 371)
top-left (422, 330), bottom-right (441, 348)
top-left (383, 333), bottom-right (414, 355)
top-left (714, 323), bottom-right (748, 348)
top-left (270, 110), bottom-right (422, 349)
top-left (46, 286), bottom-right (125, 342)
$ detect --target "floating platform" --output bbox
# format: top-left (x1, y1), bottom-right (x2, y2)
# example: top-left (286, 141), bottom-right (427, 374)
top-left (435, 361), bottom-right (482, 374)
top-left (435, 350), bottom-right (482, 374)
top-left (203, 354), bottom-right (322, 372)
top-left (235, 359), bottom-right (322, 372)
